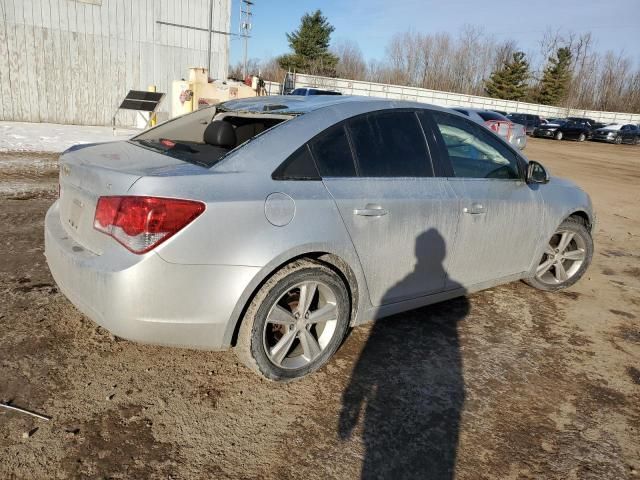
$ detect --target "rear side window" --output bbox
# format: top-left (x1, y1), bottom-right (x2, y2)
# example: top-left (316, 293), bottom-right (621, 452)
top-left (309, 124), bottom-right (357, 177)
top-left (430, 111), bottom-right (521, 180)
top-left (347, 111), bottom-right (432, 177)
top-left (272, 145), bottom-right (320, 180)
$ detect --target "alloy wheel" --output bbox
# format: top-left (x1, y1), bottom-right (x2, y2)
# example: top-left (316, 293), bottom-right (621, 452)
top-left (535, 229), bottom-right (587, 285)
top-left (262, 281), bottom-right (338, 369)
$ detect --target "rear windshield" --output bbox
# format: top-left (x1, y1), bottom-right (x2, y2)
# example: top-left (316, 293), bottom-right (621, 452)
top-left (291, 88), bottom-right (341, 96)
top-left (478, 111), bottom-right (509, 122)
top-left (132, 108), bottom-right (289, 168)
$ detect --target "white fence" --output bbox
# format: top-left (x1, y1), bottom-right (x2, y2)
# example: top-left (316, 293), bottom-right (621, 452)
top-left (265, 73), bottom-right (640, 125)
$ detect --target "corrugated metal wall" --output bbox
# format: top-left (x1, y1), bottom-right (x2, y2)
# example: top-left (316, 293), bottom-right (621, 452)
top-left (0, 0), bottom-right (231, 126)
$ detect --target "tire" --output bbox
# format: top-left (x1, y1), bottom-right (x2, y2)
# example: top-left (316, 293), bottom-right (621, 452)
top-left (524, 217), bottom-right (593, 292)
top-left (635, 137), bottom-right (640, 145)
top-left (235, 259), bottom-right (350, 381)
top-left (615, 136), bottom-right (622, 145)
top-left (554, 131), bottom-right (563, 140)
top-left (578, 133), bottom-right (586, 142)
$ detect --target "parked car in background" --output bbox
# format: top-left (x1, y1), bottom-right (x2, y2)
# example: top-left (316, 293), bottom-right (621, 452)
top-left (45, 95), bottom-right (594, 380)
top-left (533, 119), bottom-right (592, 141)
top-left (452, 108), bottom-right (527, 150)
top-left (506, 113), bottom-right (545, 136)
top-left (491, 110), bottom-right (508, 116)
top-left (592, 124), bottom-right (640, 144)
top-left (289, 87), bottom-right (342, 96)
top-left (590, 124), bottom-right (623, 143)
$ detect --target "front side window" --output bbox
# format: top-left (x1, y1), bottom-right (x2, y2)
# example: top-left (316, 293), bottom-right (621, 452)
top-left (347, 111), bottom-right (432, 177)
top-left (309, 124), bottom-right (357, 177)
top-left (431, 111), bottom-right (521, 180)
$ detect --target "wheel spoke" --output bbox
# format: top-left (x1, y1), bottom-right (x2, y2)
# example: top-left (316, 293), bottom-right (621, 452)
top-left (299, 328), bottom-right (321, 362)
top-left (562, 249), bottom-right (585, 261)
top-left (297, 282), bottom-right (317, 316)
top-left (270, 329), bottom-right (298, 366)
top-left (537, 257), bottom-right (555, 276)
top-left (544, 245), bottom-right (556, 256)
top-left (557, 232), bottom-right (575, 253)
top-left (554, 261), bottom-right (569, 282)
top-left (267, 305), bottom-right (296, 326)
top-left (307, 303), bottom-right (337, 324)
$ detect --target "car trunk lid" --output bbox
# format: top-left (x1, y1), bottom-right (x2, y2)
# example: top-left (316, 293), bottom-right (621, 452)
top-left (58, 141), bottom-right (187, 254)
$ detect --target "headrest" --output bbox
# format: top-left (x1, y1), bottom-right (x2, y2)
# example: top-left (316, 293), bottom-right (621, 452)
top-left (203, 121), bottom-right (236, 148)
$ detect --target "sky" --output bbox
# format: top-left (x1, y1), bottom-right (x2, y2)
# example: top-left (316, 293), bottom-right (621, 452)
top-left (228, 0), bottom-right (640, 68)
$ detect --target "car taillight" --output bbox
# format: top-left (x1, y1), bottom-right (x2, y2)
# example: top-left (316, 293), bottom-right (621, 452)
top-left (485, 120), bottom-right (501, 133)
top-left (94, 196), bottom-right (205, 254)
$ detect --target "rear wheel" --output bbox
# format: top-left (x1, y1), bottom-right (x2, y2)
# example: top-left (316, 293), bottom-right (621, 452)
top-left (555, 131), bottom-right (563, 140)
top-left (578, 133), bottom-right (586, 142)
top-left (235, 259), bottom-right (350, 381)
top-left (525, 218), bottom-right (593, 292)
top-left (634, 136), bottom-right (640, 145)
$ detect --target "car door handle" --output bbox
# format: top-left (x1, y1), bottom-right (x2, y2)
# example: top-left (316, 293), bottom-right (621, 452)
top-left (463, 203), bottom-right (486, 214)
top-left (354, 204), bottom-right (388, 217)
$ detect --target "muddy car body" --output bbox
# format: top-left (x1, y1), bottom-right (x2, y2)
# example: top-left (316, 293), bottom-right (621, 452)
top-left (45, 95), bottom-right (595, 380)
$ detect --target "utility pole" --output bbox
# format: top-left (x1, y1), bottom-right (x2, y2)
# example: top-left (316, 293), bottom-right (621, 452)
top-left (240, 0), bottom-right (253, 79)
top-left (206, 0), bottom-right (214, 76)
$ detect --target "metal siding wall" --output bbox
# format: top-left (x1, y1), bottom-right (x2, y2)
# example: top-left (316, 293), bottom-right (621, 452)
top-left (0, 0), bottom-right (231, 125)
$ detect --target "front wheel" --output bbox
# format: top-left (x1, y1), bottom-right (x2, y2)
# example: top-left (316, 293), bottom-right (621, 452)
top-left (555, 131), bottom-right (563, 140)
top-left (578, 133), bottom-right (586, 142)
top-left (615, 136), bottom-right (623, 144)
top-left (235, 259), bottom-right (350, 381)
top-left (525, 218), bottom-right (593, 292)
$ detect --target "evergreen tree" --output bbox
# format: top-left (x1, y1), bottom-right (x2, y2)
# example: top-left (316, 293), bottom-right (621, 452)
top-left (536, 47), bottom-right (573, 105)
top-left (277, 10), bottom-right (338, 76)
top-left (485, 51), bottom-right (530, 101)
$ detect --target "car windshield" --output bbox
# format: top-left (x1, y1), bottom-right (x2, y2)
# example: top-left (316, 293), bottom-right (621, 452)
top-left (132, 107), bottom-right (289, 168)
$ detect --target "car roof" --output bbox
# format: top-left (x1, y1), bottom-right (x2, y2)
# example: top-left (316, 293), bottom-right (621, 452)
top-left (218, 94), bottom-right (450, 116)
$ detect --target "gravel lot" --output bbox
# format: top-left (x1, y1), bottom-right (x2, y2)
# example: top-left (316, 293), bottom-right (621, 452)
top-left (1, 138), bottom-right (638, 479)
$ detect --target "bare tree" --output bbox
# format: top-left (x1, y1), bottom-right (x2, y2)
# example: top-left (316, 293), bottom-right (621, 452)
top-left (333, 39), bottom-right (368, 80)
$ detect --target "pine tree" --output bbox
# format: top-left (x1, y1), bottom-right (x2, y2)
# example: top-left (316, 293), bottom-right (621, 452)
top-left (277, 10), bottom-right (338, 76)
top-left (485, 51), bottom-right (530, 101)
top-left (536, 47), bottom-right (573, 105)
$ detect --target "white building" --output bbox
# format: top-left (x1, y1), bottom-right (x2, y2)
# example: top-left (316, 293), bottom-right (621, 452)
top-left (0, 0), bottom-right (231, 125)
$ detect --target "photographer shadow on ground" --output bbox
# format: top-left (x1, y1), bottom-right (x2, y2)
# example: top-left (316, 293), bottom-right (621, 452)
top-left (339, 228), bottom-right (469, 480)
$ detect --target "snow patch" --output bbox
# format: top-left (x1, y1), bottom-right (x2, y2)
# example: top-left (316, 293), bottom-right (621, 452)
top-left (0, 121), bottom-right (139, 153)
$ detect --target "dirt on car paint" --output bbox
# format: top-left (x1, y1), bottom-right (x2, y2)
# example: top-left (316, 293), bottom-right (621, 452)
top-left (0, 139), bottom-right (639, 479)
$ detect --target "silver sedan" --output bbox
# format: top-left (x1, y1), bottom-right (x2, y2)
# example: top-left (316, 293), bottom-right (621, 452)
top-left (45, 96), bottom-right (594, 380)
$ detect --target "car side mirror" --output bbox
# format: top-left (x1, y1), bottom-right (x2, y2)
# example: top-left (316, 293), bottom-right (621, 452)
top-left (526, 161), bottom-right (549, 184)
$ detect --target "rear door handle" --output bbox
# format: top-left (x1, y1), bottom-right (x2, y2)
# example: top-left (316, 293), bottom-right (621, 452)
top-left (463, 203), bottom-right (486, 214)
top-left (354, 204), bottom-right (388, 217)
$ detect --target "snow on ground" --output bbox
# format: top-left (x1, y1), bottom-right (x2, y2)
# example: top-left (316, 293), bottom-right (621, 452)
top-left (0, 121), bottom-right (139, 153)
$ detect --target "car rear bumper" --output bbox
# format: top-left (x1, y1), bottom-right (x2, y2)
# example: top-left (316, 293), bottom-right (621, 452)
top-left (44, 201), bottom-right (260, 350)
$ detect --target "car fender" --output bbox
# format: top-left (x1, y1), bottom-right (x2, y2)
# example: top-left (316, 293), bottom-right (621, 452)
top-left (221, 241), bottom-right (372, 347)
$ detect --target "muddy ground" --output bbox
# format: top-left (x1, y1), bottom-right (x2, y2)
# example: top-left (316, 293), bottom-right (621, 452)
top-left (0, 139), bottom-right (638, 479)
